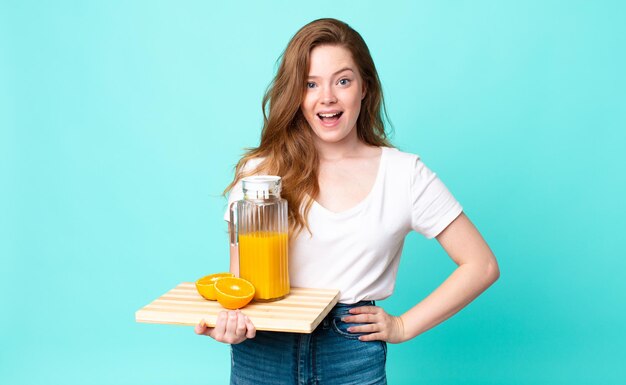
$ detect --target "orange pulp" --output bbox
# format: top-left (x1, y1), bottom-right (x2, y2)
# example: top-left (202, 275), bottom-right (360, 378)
top-left (238, 231), bottom-right (289, 301)
top-left (196, 272), bottom-right (234, 300)
top-left (214, 277), bottom-right (255, 309)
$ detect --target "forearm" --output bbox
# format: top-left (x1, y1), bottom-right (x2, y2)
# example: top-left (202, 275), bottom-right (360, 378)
top-left (400, 260), bottom-right (499, 340)
top-left (229, 223), bottom-right (239, 276)
top-left (230, 244), bottom-right (239, 276)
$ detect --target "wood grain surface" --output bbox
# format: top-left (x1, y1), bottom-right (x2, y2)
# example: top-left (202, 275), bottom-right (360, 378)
top-left (135, 282), bottom-right (340, 333)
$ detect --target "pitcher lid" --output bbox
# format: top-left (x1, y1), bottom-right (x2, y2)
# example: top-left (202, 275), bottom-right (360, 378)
top-left (242, 176), bottom-right (282, 198)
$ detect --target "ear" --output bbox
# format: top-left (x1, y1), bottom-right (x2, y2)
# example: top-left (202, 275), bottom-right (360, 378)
top-left (361, 83), bottom-right (367, 100)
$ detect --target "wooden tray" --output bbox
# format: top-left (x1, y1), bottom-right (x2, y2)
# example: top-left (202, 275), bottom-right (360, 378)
top-left (135, 282), bottom-right (340, 333)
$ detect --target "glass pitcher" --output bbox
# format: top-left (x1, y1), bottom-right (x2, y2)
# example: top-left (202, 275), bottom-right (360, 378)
top-left (229, 176), bottom-right (290, 301)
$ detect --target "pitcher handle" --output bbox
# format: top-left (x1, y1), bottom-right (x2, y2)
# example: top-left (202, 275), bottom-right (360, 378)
top-left (229, 202), bottom-right (240, 276)
top-left (229, 201), bottom-right (238, 245)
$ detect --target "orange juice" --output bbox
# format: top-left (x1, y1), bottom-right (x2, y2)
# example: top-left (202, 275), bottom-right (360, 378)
top-left (238, 231), bottom-right (289, 301)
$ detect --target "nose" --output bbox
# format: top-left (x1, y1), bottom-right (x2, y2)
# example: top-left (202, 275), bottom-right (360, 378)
top-left (321, 86), bottom-right (337, 104)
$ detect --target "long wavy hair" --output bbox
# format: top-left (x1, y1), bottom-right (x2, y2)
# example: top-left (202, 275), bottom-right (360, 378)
top-left (226, 18), bottom-right (391, 236)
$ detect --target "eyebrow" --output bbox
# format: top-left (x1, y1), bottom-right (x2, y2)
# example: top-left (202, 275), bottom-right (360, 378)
top-left (307, 67), bottom-right (355, 79)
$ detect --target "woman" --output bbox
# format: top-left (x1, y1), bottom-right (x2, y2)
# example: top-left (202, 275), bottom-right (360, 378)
top-left (196, 18), bottom-right (499, 384)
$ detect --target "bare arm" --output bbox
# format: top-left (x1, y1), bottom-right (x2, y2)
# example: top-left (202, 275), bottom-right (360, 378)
top-left (230, 244), bottom-right (239, 276)
top-left (228, 219), bottom-right (239, 276)
top-left (345, 212), bottom-right (500, 342)
top-left (398, 212), bottom-right (499, 339)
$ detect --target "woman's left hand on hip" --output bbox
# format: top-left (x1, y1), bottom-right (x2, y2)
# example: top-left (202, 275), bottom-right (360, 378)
top-left (342, 305), bottom-right (406, 343)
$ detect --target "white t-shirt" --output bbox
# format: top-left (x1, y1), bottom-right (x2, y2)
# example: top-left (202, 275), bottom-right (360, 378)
top-left (225, 147), bottom-right (463, 303)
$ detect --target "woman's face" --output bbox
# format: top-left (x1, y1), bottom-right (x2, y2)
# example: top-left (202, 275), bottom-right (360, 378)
top-left (301, 45), bottom-right (366, 147)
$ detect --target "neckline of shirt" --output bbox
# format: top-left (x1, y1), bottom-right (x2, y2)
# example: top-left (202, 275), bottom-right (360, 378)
top-left (311, 146), bottom-right (388, 220)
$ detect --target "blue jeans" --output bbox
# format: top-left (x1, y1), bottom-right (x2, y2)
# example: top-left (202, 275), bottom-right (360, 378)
top-left (231, 301), bottom-right (387, 385)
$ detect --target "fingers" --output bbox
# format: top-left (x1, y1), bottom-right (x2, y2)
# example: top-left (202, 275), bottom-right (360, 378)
top-left (343, 305), bottom-right (379, 323)
top-left (341, 306), bottom-right (405, 343)
top-left (226, 310), bottom-right (238, 335)
top-left (342, 313), bottom-right (378, 324)
top-left (211, 311), bottom-right (228, 340)
top-left (348, 305), bottom-right (379, 315)
top-left (196, 310), bottom-right (256, 344)
top-left (235, 310), bottom-right (247, 337)
top-left (194, 320), bottom-right (207, 335)
top-left (358, 332), bottom-right (385, 342)
top-left (225, 310), bottom-right (255, 343)
top-left (244, 314), bottom-right (256, 339)
top-left (195, 319), bottom-right (217, 337)
top-left (346, 323), bottom-right (378, 334)
top-left (225, 311), bottom-right (256, 344)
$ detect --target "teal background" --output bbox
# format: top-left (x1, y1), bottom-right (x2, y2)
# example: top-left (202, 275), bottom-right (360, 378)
top-left (2, 1), bottom-right (625, 384)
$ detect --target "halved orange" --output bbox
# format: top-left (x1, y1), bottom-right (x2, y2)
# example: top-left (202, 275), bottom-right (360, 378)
top-left (214, 277), bottom-right (255, 309)
top-left (196, 272), bottom-right (235, 300)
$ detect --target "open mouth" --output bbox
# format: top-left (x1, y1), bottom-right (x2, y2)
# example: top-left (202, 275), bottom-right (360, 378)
top-left (317, 111), bottom-right (343, 123)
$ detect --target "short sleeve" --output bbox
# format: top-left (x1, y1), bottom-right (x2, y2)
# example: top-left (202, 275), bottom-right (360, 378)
top-left (410, 158), bottom-right (463, 238)
top-left (223, 158), bottom-right (264, 222)
top-left (223, 179), bottom-right (244, 222)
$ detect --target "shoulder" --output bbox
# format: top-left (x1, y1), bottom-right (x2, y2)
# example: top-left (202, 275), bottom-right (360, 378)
top-left (241, 157), bottom-right (265, 173)
top-left (382, 146), bottom-right (422, 172)
top-left (244, 158), bottom-right (265, 169)
top-left (381, 147), bottom-right (442, 193)
top-left (383, 146), bottom-right (420, 161)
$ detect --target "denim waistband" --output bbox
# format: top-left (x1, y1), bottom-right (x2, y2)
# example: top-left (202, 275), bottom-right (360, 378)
top-left (328, 300), bottom-right (375, 317)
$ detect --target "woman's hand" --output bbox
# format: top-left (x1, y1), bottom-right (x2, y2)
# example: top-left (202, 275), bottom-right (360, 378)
top-left (342, 305), bottom-right (406, 343)
top-left (195, 310), bottom-right (256, 344)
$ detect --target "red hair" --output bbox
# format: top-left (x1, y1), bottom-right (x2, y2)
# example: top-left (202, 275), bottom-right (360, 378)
top-left (226, 18), bottom-right (391, 236)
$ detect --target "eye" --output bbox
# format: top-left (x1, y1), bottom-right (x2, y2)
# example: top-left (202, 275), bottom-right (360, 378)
top-left (338, 78), bottom-right (351, 86)
top-left (306, 82), bottom-right (316, 89)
